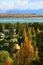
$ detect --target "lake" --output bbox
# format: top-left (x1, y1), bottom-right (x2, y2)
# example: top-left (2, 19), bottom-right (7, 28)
top-left (0, 17), bottom-right (43, 23)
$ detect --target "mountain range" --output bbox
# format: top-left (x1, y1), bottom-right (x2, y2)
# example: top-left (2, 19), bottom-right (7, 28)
top-left (0, 9), bottom-right (43, 14)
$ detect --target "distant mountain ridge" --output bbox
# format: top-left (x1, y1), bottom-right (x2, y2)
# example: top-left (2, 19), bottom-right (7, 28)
top-left (0, 9), bottom-right (43, 14)
top-left (5, 9), bottom-right (43, 14)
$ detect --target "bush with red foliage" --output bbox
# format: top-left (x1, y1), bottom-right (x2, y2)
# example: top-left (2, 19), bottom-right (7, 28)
top-left (2, 60), bottom-right (10, 65)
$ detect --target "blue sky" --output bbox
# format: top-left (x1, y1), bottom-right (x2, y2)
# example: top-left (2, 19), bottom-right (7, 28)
top-left (0, 0), bottom-right (43, 13)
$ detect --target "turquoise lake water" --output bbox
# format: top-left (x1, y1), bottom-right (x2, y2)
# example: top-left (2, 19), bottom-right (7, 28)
top-left (0, 17), bottom-right (43, 23)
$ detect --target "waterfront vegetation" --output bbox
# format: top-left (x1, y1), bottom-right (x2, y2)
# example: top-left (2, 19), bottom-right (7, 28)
top-left (0, 22), bottom-right (43, 65)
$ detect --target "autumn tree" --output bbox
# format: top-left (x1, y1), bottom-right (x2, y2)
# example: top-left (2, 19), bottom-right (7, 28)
top-left (14, 28), bottom-right (34, 65)
top-left (2, 60), bottom-right (10, 65)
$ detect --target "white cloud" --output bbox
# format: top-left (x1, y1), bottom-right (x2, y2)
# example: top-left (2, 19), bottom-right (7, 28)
top-left (29, 1), bottom-right (43, 10)
top-left (14, 0), bottom-right (43, 10)
top-left (0, 0), bottom-right (43, 10)
top-left (14, 0), bottom-right (29, 9)
top-left (0, 1), bottom-right (14, 10)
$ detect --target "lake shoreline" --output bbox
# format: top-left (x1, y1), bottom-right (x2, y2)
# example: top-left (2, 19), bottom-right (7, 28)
top-left (0, 17), bottom-right (43, 23)
top-left (0, 14), bottom-right (43, 18)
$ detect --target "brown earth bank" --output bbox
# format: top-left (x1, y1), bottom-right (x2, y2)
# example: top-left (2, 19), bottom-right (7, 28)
top-left (0, 13), bottom-right (43, 17)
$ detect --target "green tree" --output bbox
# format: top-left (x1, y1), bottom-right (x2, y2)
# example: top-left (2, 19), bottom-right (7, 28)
top-left (36, 32), bottom-right (43, 65)
top-left (0, 51), bottom-right (13, 65)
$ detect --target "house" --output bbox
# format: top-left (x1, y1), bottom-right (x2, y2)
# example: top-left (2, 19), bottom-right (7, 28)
top-left (14, 44), bottom-right (20, 50)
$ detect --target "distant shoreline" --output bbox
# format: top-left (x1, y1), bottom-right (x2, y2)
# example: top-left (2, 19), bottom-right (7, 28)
top-left (0, 14), bottom-right (43, 18)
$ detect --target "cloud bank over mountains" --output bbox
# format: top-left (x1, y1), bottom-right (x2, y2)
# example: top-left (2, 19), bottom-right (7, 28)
top-left (0, 0), bottom-right (43, 13)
